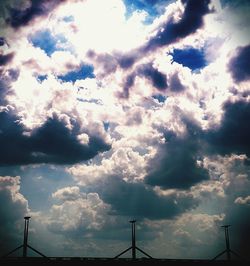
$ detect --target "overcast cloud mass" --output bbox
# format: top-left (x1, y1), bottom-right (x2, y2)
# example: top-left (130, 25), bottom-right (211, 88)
top-left (0, 0), bottom-right (250, 260)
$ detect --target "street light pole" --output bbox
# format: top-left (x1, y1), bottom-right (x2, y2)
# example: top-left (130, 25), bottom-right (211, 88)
top-left (2, 216), bottom-right (47, 258)
top-left (23, 216), bottom-right (31, 257)
top-left (130, 220), bottom-right (136, 259)
top-left (114, 220), bottom-right (152, 260)
top-left (212, 224), bottom-right (241, 261)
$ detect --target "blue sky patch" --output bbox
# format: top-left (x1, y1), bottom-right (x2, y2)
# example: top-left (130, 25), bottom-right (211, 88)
top-left (123, 0), bottom-right (172, 24)
top-left (170, 47), bottom-right (207, 71)
top-left (19, 165), bottom-right (74, 211)
top-left (58, 64), bottom-right (95, 82)
top-left (36, 75), bottom-right (47, 82)
top-left (29, 29), bottom-right (66, 56)
top-left (63, 15), bottom-right (74, 22)
top-left (152, 94), bottom-right (166, 103)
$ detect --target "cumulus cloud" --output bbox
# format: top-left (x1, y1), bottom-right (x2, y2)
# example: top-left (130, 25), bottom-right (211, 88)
top-left (169, 72), bottom-right (185, 92)
top-left (0, 67), bottom-right (19, 105)
top-left (206, 100), bottom-right (250, 157)
top-left (68, 146), bottom-right (149, 186)
top-left (234, 195), bottom-right (250, 205)
top-left (0, 176), bottom-right (30, 253)
top-left (176, 213), bottom-right (225, 233)
top-left (47, 190), bottom-right (110, 233)
top-left (228, 44), bottom-right (250, 82)
top-left (145, 120), bottom-right (209, 190)
top-left (0, 0), bottom-right (250, 259)
top-left (122, 62), bottom-right (168, 97)
top-left (0, 37), bottom-right (6, 46)
top-left (5, 0), bottom-right (67, 29)
top-left (141, 0), bottom-right (213, 53)
top-left (0, 111), bottom-right (111, 166)
top-left (0, 52), bottom-right (14, 66)
top-left (52, 186), bottom-right (81, 202)
top-left (86, 0), bottom-right (213, 78)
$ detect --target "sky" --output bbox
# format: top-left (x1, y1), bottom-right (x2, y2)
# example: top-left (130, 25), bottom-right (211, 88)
top-left (0, 0), bottom-right (250, 260)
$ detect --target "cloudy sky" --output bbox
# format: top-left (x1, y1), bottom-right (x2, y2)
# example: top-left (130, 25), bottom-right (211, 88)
top-left (0, 0), bottom-right (250, 260)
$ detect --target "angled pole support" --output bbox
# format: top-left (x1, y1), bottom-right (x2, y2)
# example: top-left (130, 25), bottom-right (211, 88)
top-left (114, 220), bottom-right (153, 260)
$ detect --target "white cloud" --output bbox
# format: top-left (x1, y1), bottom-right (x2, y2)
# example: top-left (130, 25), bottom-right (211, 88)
top-left (52, 186), bottom-right (81, 201)
top-left (0, 176), bottom-right (29, 214)
top-left (53, 0), bottom-right (149, 54)
top-left (234, 195), bottom-right (250, 205)
top-left (47, 190), bottom-right (111, 232)
top-left (176, 213), bottom-right (225, 233)
top-left (77, 133), bottom-right (89, 145)
top-left (68, 146), bottom-right (151, 185)
top-left (1, 0), bottom-right (250, 259)
top-left (0, 176), bottom-right (30, 252)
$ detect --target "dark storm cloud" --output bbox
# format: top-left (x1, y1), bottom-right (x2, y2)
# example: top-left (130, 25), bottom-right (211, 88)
top-left (89, 0), bottom-right (212, 78)
top-left (31, 116), bottom-right (111, 164)
top-left (137, 64), bottom-right (168, 90)
top-left (6, 0), bottom-right (66, 28)
top-left (0, 111), bottom-right (111, 166)
top-left (142, 0), bottom-right (212, 53)
top-left (145, 100), bottom-right (250, 190)
top-left (98, 176), bottom-right (199, 220)
top-left (145, 121), bottom-right (209, 190)
top-left (119, 0), bottom-right (212, 70)
top-left (87, 50), bottom-right (118, 77)
top-left (121, 63), bottom-right (167, 97)
top-left (0, 110), bottom-right (30, 166)
top-left (117, 53), bottom-right (138, 69)
top-left (0, 68), bottom-right (19, 105)
top-left (5, 68), bottom-right (19, 80)
top-left (0, 75), bottom-right (8, 105)
top-left (0, 52), bottom-right (14, 66)
top-left (206, 100), bottom-right (250, 157)
top-left (87, 51), bottom-right (139, 82)
top-left (0, 37), bottom-right (6, 46)
top-left (169, 73), bottom-right (185, 92)
top-left (228, 45), bottom-right (250, 82)
top-left (122, 73), bottom-right (135, 98)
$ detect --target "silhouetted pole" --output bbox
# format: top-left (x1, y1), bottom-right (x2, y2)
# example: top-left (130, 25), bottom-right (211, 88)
top-left (2, 216), bottom-right (47, 258)
top-left (212, 224), bottom-right (241, 261)
top-left (114, 220), bottom-right (152, 260)
top-left (22, 216), bottom-right (30, 257)
top-left (131, 220), bottom-right (136, 259)
top-left (223, 225), bottom-right (231, 261)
